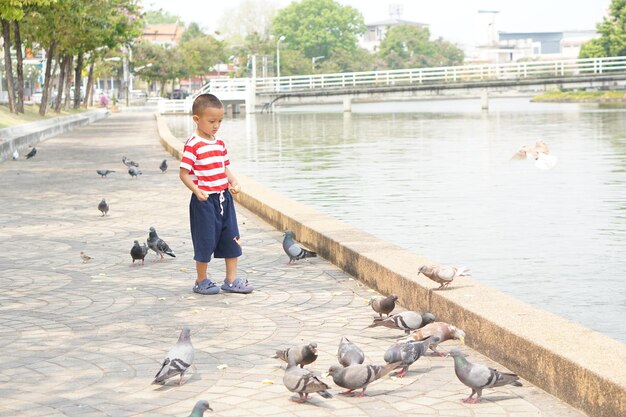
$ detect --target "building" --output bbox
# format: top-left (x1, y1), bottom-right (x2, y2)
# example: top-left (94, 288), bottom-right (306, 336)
top-left (360, 18), bottom-right (429, 52)
top-left (490, 30), bottom-right (599, 63)
top-left (139, 22), bottom-right (185, 46)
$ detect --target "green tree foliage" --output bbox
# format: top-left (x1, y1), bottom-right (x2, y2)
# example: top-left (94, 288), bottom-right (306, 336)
top-left (271, 0), bottom-right (365, 62)
top-left (579, 0), bottom-right (626, 58)
top-left (143, 9), bottom-right (182, 25)
top-left (179, 34), bottom-right (227, 80)
top-left (377, 24), bottom-right (464, 69)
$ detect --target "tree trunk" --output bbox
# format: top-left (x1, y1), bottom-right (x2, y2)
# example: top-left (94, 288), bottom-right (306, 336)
top-left (1, 19), bottom-right (16, 113)
top-left (62, 55), bottom-right (73, 110)
top-left (39, 40), bottom-right (56, 116)
top-left (13, 21), bottom-right (24, 113)
top-left (83, 61), bottom-right (95, 108)
top-left (73, 52), bottom-right (83, 109)
top-left (54, 54), bottom-right (67, 113)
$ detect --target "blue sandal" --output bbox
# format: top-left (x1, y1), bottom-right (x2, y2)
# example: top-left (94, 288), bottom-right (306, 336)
top-left (221, 278), bottom-right (254, 294)
top-left (193, 278), bottom-right (220, 295)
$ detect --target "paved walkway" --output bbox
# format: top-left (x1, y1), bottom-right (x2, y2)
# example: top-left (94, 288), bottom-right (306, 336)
top-left (0, 112), bottom-right (587, 417)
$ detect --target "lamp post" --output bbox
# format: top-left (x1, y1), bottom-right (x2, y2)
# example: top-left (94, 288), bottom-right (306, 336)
top-left (276, 35), bottom-right (285, 92)
top-left (130, 63), bottom-right (152, 93)
top-left (312, 55), bottom-right (325, 71)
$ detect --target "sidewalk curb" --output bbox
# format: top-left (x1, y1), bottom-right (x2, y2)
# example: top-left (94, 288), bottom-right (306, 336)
top-left (0, 108), bottom-right (109, 161)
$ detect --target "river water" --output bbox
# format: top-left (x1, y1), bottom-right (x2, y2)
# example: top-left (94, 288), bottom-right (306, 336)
top-left (165, 97), bottom-right (626, 344)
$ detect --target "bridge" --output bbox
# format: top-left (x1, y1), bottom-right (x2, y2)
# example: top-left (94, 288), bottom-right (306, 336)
top-left (157, 56), bottom-right (626, 114)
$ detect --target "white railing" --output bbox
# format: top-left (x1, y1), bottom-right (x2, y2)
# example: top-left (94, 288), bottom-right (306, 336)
top-left (254, 56), bottom-right (626, 94)
top-left (194, 78), bottom-right (249, 101)
top-left (157, 99), bottom-right (187, 114)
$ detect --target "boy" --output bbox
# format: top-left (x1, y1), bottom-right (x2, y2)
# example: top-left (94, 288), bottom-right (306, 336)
top-left (179, 93), bottom-right (253, 294)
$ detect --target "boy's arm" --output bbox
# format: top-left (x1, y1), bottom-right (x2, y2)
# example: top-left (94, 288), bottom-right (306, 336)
top-left (225, 167), bottom-right (240, 194)
top-left (179, 168), bottom-right (208, 201)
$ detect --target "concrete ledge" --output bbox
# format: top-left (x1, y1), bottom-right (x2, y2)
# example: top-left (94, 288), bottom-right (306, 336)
top-left (155, 113), bottom-right (626, 417)
top-left (0, 108), bottom-right (109, 161)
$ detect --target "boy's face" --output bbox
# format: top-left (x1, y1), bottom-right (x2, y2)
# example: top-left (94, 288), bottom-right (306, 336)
top-left (193, 106), bottom-right (224, 139)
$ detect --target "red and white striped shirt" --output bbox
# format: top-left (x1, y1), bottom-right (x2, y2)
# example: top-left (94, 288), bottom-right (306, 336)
top-left (180, 134), bottom-right (230, 192)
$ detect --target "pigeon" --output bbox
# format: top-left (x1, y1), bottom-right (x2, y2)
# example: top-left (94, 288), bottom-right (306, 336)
top-left (406, 322), bottom-right (466, 356)
top-left (153, 326), bottom-right (194, 385)
top-left (128, 167), bottom-right (142, 178)
top-left (369, 294), bottom-right (398, 318)
top-left (159, 159), bottom-right (168, 173)
top-left (283, 356), bottom-right (333, 403)
top-left (96, 169), bottom-right (115, 178)
top-left (130, 240), bottom-right (149, 265)
top-left (274, 342), bottom-right (318, 368)
top-left (418, 265), bottom-right (470, 290)
top-left (383, 336), bottom-right (439, 377)
top-left (368, 311), bottom-right (436, 334)
top-left (12, 149), bottom-right (18, 160)
top-left (122, 156), bottom-right (139, 167)
top-left (188, 400), bottom-right (212, 416)
top-left (147, 226), bottom-right (176, 259)
top-left (80, 251), bottom-right (92, 263)
top-left (97, 198), bottom-right (109, 216)
top-left (326, 361), bottom-right (401, 397)
top-left (449, 349), bottom-right (522, 403)
top-left (337, 337), bottom-right (365, 367)
top-left (25, 147), bottom-right (37, 159)
top-left (511, 140), bottom-right (558, 170)
top-left (282, 230), bottom-right (317, 264)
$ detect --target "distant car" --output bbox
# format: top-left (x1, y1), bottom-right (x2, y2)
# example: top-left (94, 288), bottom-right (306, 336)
top-left (170, 89), bottom-right (189, 100)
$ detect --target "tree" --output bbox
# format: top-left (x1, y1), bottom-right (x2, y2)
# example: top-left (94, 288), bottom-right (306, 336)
top-left (579, 0), bottom-right (626, 58)
top-left (217, 0), bottom-right (279, 46)
top-left (132, 41), bottom-right (183, 97)
top-left (377, 24), bottom-right (464, 69)
top-left (179, 34), bottom-right (226, 81)
top-left (143, 9), bottom-right (182, 25)
top-left (271, 0), bottom-right (365, 65)
top-left (0, 0), bottom-right (54, 113)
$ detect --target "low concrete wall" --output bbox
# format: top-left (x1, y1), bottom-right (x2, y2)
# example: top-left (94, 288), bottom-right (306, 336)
top-left (0, 108), bottom-right (109, 162)
top-left (155, 113), bottom-right (625, 417)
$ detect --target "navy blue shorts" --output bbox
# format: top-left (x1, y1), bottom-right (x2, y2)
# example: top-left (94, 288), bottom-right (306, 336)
top-left (189, 190), bottom-right (242, 263)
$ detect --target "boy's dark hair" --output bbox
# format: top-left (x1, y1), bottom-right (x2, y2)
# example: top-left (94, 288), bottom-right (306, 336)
top-left (192, 93), bottom-right (223, 115)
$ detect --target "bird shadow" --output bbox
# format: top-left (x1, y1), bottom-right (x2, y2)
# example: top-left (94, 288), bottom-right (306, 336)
top-left (290, 396), bottom-right (335, 409)
top-left (430, 285), bottom-right (471, 292)
top-left (152, 371), bottom-right (201, 391)
top-left (479, 394), bottom-right (522, 403)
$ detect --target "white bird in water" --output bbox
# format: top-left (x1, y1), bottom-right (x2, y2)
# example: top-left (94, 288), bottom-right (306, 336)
top-left (511, 140), bottom-right (558, 170)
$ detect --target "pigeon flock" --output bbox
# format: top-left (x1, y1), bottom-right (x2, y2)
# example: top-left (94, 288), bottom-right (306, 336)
top-left (13, 143), bottom-right (525, 414)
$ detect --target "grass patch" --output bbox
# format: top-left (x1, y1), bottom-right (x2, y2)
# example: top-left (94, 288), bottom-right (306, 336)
top-left (532, 89), bottom-right (626, 102)
top-left (0, 104), bottom-right (90, 129)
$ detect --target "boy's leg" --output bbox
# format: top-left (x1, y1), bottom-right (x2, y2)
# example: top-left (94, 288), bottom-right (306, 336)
top-left (225, 257), bottom-right (237, 283)
top-left (196, 261), bottom-right (209, 284)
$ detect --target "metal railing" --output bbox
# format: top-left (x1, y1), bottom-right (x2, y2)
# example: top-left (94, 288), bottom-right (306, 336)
top-left (254, 56), bottom-right (626, 94)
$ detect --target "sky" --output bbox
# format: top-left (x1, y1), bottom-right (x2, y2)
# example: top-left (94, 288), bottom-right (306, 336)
top-left (141, 0), bottom-right (611, 48)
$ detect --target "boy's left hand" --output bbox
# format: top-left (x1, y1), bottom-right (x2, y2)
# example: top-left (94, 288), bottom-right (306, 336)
top-left (229, 183), bottom-right (241, 194)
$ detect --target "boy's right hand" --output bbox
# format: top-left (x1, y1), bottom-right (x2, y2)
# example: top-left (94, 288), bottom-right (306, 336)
top-left (194, 190), bottom-right (208, 201)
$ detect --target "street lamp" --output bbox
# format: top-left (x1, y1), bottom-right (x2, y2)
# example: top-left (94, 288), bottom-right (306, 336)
top-left (312, 55), bottom-right (325, 71)
top-left (130, 63), bottom-right (152, 92)
top-left (276, 35), bottom-right (286, 91)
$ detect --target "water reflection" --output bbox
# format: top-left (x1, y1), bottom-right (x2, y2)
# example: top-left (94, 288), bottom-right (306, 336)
top-left (166, 97), bottom-right (626, 343)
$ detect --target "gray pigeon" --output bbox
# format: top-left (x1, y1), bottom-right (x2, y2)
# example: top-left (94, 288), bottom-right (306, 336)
top-left (188, 400), bottom-right (212, 416)
top-left (128, 167), bottom-right (142, 178)
top-left (98, 198), bottom-right (109, 216)
top-left (326, 361), bottom-right (401, 397)
top-left (274, 342), bottom-right (318, 368)
top-left (406, 322), bottom-right (466, 356)
top-left (147, 226), bottom-right (176, 259)
top-left (25, 147), bottom-right (37, 159)
top-left (283, 356), bottom-right (333, 403)
top-left (96, 169), bottom-right (115, 178)
top-left (449, 349), bottom-right (522, 403)
top-left (153, 326), bottom-right (194, 385)
top-left (282, 230), bottom-right (317, 264)
top-left (122, 156), bottom-right (139, 167)
top-left (383, 336), bottom-right (439, 377)
top-left (130, 240), bottom-right (149, 265)
top-left (160, 159), bottom-right (168, 173)
top-left (369, 294), bottom-right (398, 318)
top-left (418, 264), bottom-right (471, 290)
top-left (337, 337), bottom-right (365, 367)
top-left (368, 311), bottom-right (436, 334)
